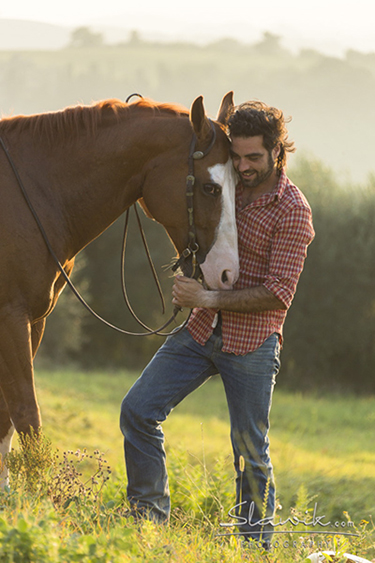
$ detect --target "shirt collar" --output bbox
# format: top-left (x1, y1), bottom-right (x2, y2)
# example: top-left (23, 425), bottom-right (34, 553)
top-left (273, 168), bottom-right (287, 202)
top-left (236, 169), bottom-right (287, 210)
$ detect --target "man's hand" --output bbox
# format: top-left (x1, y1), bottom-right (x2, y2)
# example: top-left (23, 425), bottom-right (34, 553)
top-left (172, 276), bottom-right (211, 309)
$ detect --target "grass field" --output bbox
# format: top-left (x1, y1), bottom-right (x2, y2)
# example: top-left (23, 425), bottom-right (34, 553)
top-left (1, 367), bottom-right (374, 562)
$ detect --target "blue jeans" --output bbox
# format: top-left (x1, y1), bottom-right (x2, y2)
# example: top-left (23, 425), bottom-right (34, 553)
top-left (120, 327), bottom-right (280, 541)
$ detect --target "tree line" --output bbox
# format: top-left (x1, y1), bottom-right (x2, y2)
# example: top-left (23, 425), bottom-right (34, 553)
top-left (1, 32), bottom-right (375, 180)
top-left (36, 156), bottom-right (375, 393)
top-left (1, 33), bottom-right (375, 392)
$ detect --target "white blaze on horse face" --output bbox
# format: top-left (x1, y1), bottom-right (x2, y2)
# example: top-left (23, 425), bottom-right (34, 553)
top-left (0, 425), bottom-right (14, 488)
top-left (200, 159), bottom-right (239, 290)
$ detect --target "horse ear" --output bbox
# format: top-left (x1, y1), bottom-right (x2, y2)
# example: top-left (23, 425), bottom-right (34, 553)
top-left (190, 95), bottom-right (211, 140)
top-left (216, 91), bottom-right (234, 125)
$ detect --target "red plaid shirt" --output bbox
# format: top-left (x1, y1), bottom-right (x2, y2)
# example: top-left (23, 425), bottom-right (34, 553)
top-left (187, 170), bottom-right (315, 354)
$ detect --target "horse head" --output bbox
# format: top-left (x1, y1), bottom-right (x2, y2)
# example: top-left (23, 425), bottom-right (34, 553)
top-left (138, 92), bottom-right (239, 291)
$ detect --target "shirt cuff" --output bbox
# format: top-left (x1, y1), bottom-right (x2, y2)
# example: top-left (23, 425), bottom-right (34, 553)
top-left (263, 278), bottom-right (294, 309)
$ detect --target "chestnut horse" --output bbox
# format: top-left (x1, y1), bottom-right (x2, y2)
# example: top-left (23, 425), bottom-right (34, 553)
top-left (0, 93), bottom-right (239, 484)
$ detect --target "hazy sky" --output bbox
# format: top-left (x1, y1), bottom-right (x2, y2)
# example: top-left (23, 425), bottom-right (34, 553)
top-left (1, 0), bottom-right (375, 56)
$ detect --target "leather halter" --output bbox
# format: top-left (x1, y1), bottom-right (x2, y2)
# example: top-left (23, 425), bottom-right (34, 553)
top-left (171, 119), bottom-right (217, 277)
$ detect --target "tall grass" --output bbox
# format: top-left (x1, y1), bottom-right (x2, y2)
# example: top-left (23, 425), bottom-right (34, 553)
top-left (0, 368), bottom-right (373, 562)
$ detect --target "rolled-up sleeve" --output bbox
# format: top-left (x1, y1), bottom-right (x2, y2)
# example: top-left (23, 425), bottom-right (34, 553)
top-left (263, 205), bottom-right (315, 309)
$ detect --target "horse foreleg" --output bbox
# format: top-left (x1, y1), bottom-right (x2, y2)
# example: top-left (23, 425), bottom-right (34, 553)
top-left (0, 320), bottom-right (48, 486)
top-left (0, 310), bottom-right (41, 486)
top-left (0, 313), bottom-right (41, 487)
top-left (0, 391), bottom-right (14, 487)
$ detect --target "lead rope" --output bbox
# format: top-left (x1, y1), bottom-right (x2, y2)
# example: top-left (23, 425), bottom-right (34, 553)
top-left (0, 135), bottom-right (189, 337)
top-left (120, 115), bottom-right (217, 332)
top-left (120, 203), bottom-right (193, 334)
top-left (124, 203), bottom-right (166, 315)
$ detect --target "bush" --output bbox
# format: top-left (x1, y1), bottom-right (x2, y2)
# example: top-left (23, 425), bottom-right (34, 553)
top-left (283, 157), bottom-right (375, 392)
top-left (38, 155), bottom-right (375, 392)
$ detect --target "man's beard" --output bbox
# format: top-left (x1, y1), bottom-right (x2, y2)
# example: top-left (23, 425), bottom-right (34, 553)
top-left (239, 152), bottom-right (275, 188)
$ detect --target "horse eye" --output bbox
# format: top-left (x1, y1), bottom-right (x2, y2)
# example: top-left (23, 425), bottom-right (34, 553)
top-left (203, 183), bottom-right (222, 197)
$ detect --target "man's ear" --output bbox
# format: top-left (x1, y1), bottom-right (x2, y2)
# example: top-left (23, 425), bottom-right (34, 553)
top-left (273, 143), bottom-right (281, 160)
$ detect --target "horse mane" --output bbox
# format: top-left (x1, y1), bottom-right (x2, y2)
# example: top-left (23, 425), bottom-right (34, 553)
top-left (133, 98), bottom-right (189, 116)
top-left (0, 98), bottom-right (189, 144)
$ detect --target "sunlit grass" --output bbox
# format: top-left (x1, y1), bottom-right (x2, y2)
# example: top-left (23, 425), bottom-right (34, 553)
top-left (14, 368), bottom-right (373, 561)
top-left (34, 369), bottom-right (375, 522)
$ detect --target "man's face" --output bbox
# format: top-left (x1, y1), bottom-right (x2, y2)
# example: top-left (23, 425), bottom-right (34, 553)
top-left (230, 135), bottom-right (279, 188)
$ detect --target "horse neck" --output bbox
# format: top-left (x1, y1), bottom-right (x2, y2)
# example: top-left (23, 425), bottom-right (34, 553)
top-left (13, 107), bottom-right (190, 258)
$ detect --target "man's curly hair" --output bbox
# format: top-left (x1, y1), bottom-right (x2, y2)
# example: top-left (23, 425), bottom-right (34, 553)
top-left (227, 101), bottom-right (295, 172)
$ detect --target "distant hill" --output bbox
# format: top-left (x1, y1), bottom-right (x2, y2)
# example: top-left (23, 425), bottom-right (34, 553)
top-left (0, 19), bottom-right (71, 50)
top-left (0, 19), bottom-right (134, 51)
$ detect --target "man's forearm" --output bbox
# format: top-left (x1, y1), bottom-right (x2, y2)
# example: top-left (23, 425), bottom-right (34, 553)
top-left (171, 276), bottom-right (287, 312)
top-left (202, 284), bottom-right (287, 313)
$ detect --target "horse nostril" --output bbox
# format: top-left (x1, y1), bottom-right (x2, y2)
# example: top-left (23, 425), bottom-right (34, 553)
top-left (221, 270), bottom-right (229, 284)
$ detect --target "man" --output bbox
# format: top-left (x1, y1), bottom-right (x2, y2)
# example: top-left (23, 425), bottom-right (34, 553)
top-left (120, 100), bottom-right (315, 543)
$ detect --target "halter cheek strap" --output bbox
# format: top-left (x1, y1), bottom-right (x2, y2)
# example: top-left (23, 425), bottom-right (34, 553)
top-left (172, 119), bottom-right (217, 276)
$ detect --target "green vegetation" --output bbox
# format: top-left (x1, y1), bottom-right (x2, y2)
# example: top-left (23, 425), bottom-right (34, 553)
top-left (1, 32), bottom-right (375, 181)
top-left (1, 30), bottom-right (375, 561)
top-left (284, 159), bottom-right (375, 393)
top-left (1, 368), bottom-right (372, 561)
top-left (2, 34), bottom-right (375, 392)
top-left (34, 156), bottom-right (375, 394)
